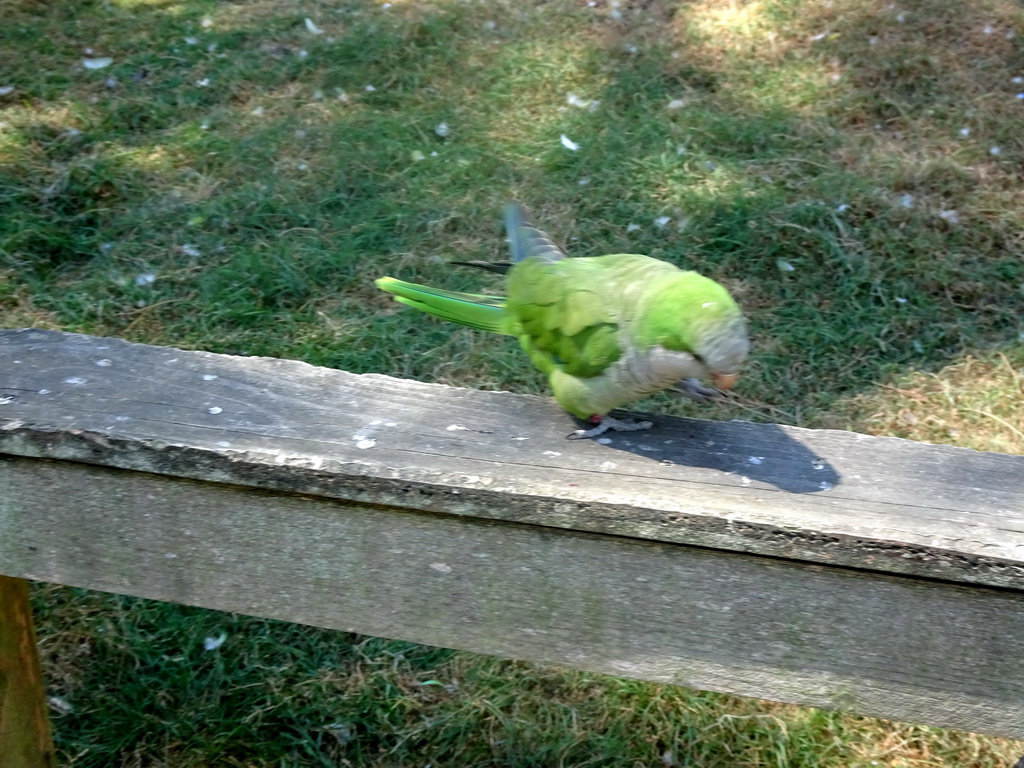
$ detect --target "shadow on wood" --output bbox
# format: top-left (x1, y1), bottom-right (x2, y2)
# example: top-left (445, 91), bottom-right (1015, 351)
top-left (597, 415), bottom-right (842, 493)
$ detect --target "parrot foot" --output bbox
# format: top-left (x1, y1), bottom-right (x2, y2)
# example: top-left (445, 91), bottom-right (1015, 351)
top-left (673, 377), bottom-right (726, 401)
top-left (568, 415), bottom-right (654, 440)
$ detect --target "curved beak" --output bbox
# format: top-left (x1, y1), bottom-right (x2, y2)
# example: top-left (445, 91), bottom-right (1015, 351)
top-left (711, 372), bottom-right (738, 391)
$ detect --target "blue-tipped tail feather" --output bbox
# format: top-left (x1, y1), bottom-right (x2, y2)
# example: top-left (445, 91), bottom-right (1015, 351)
top-left (504, 202), bottom-right (566, 264)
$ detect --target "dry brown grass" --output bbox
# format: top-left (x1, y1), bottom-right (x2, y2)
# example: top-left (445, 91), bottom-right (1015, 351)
top-left (831, 351), bottom-right (1024, 454)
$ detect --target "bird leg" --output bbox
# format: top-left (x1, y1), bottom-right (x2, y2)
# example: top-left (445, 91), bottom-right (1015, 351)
top-left (568, 414), bottom-right (654, 440)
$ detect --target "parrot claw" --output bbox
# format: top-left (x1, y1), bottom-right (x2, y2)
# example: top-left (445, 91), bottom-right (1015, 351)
top-left (672, 377), bottom-right (727, 401)
top-left (568, 416), bottom-right (654, 440)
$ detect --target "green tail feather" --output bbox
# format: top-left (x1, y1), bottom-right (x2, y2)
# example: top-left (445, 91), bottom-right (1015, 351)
top-left (375, 276), bottom-right (512, 334)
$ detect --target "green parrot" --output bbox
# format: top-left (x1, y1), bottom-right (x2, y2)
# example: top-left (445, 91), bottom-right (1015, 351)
top-left (375, 203), bottom-right (749, 438)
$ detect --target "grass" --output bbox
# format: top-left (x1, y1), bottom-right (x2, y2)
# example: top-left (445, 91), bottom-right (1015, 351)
top-left (2, 0), bottom-right (1023, 764)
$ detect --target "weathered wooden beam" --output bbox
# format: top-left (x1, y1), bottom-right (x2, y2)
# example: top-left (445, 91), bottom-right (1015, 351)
top-left (1, 329), bottom-right (1024, 739)
top-left (0, 575), bottom-right (56, 768)
top-left (1, 330), bottom-right (1021, 590)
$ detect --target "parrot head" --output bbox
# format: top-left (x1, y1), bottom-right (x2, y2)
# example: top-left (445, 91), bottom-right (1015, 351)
top-left (639, 272), bottom-right (749, 393)
top-left (693, 310), bottom-right (749, 390)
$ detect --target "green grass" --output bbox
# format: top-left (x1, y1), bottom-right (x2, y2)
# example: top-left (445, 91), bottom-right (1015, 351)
top-left (3, 0), bottom-right (1024, 764)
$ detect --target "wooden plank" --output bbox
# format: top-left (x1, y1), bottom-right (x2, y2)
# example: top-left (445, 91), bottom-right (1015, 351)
top-left (0, 575), bottom-right (56, 768)
top-left (2, 455), bottom-right (1024, 739)
top-left (2, 329), bottom-right (1023, 589)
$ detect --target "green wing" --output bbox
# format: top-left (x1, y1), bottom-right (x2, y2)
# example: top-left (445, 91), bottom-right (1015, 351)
top-left (506, 257), bottom-right (632, 379)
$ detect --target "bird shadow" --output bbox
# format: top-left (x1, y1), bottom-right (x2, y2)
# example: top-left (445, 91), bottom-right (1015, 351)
top-left (581, 412), bottom-right (842, 494)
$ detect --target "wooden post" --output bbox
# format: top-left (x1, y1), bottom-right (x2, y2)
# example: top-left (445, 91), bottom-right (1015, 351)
top-left (0, 575), bottom-right (56, 768)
